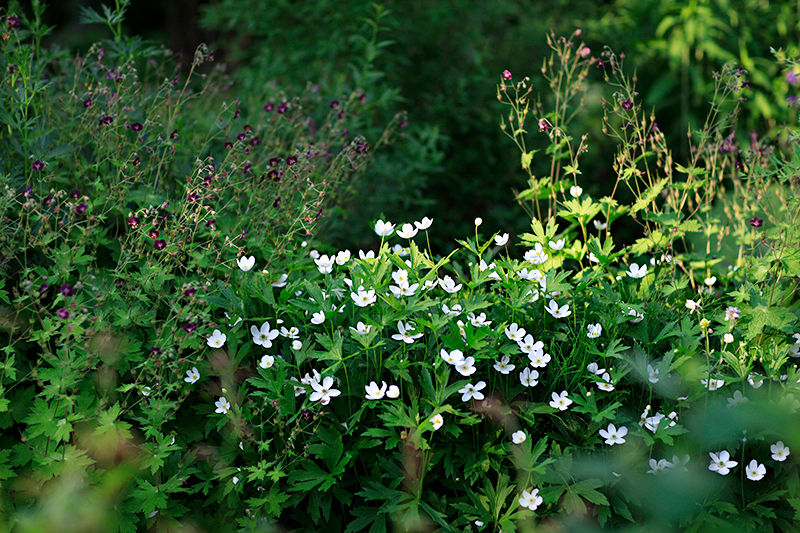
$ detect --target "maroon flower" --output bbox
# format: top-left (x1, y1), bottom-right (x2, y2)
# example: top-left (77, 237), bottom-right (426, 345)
top-left (621, 100), bottom-right (633, 111)
top-left (264, 102), bottom-right (275, 112)
top-left (41, 194), bottom-right (53, 206)
top-left (128, 216), bottom-right (140, 228)
top-left (60, 283), bottom-right (74, 297)
top-left (273, 197), bottom-right (281, 208)
top-left (502, 70), bottom-right (512, 80)
top-left (233, 108), bottom-right (241, 119)
top-left (38, 283), bottom-right (49, 293)
top-left (250, 136), bottom-right (261, 146)
top-left (183, 323), bottom-right (197, 334)
top-left (330, 100), bottom-right (339, 109)
top-left (187, 192), bottom-right (200, 203)
top-left (129, 122), bottom-right (143, 132)
top-left (57, 308), bottom-right (69, 319)
top-left (276, 102), bottom-right (288, 114)
top-left (267, 169), bottom-right (280, 182)
top-left (597, 59), bottom-right (605, 69)
top-left (184, 287), bottom-right (197, 297)
top-left (243, 162), bottom-right (251, 174)
top-left (287, 155), bottom-right (298, 166)
top-left (132, 156), bottom-right (140, 167)
top-left (243, 124), bottom-right (252, 132)
top-left (269, 157), bottom-right (280, 167)
top-left (32, 160), bottom-right (45, 172)
top-left (70, 190), bottom-right (80, 199)
top-left (150, 347), bottom-right (162, 355)
top-left (99, 115), bottom-right (113, 125)
top-left (7, 16), bottom-right (20, 29)
top-left (75, 203), bottom-right (88, 215)
top-left (205, 218), bottom-right (216, 228)
top-left (149, 229), bottom-right (160, 239)
top-left (735, 161), bottom-right (744, 171)
top-left (237, 132), bottom-right (246, 142)
top-left (170, 129), bottom-right (179, 139)
top-left (224, 141), bottom-right (233, 150)
top-left (749, 217), bottom-right (763, 228)
top-left (154, 239), bottom-right (167, 250)
top-left (82, 97), bottom-right (92, 108)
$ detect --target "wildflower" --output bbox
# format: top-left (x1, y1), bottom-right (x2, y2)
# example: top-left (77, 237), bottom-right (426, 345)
top-left (396, 223), bottom-right (418, 239)
top-left (721, 332), bottom-right (733, 344)
top-left (621, 100), bottom-right (633, 110)
top-left (647, 458), bottom-right (669, 475)
top-left (207, 329), bottom-right (227, 348)
top-left (549, 239), bottom-right (565, 250)
top-left (351, 321), bottom-right (372, 336)
top-left (392, 321), bottom-right (423, 344)
top-left (511, 430), bottom-right (527, 444)
top-left (142, 386), bottom-right (151, 397)
top-left (365, 381), bottom-right (387, 400)
top-left (517, 268), bottom-right (541, 281)
top-left (215, 397), bottom-right (231, 414)
top-left (184, 367), bottom-right (200, 384)
top-left (587, 362), bottom-right (605, 375)
top-left (280, 326), bottom-right (299, 338)
top-left (441, 349), bottom-right (465, 365)
top-left (627, 307), bottom-right (644, 323)
top-left (518, 489), bottom-right (543, 511)
top-left (458, 381), bottom-right (486, 402)
top-left (495, 233), bottom-right (509, 246)
top-left (505, 323), bottom-right (526, 341)
top-left (154, 239), bottom-right (167, 250)
top-left (588, 252), bottom-right (600, 263)
top-left (745, 460), bottom-right (766, 481)
top-left (647, 364), bottom-right (659, 383)
top-left (415, 217), bottom-right (433, 230)
top-left (478, 260), bottom-right (500, 280)
top-left (708, 450), bottom-right (737, 475)
top-left (8, 15), bottom-right (21, 29)
top-left (596, 372), bottom-right (615, 392)
top-left (493, 355), bottom-right (515, 374)
top-left (749, 217), bottom-right (763, 228)
top-left (685, 299), bottom-right (701, 313)
top-left (665, 455), bottom-right (690, 471)
top-left (57, 308), bottom-right (69, 319)
top-left (704, 276), bottom-right (717, 286)
top-left (292, 340), bottom-right (303, 350)
top-left (701, 378), bottom-right (725, 391)
top-left (474, 217), bottom-right (483, 226)
top-left (439, 275), bottom-right (462, 293)
top-left (386, 385), bottom-right (400, 398)
top-left (310, 376), bottom-right (341, 405)
top-left (550, 390), bottom-right (572, 410)
top-left (251, 321), bottom-right (280, 347)
top-left (724, 306), bottom-right (741, 322)
top-left (518, 334), bottom-right (543, 355)
top-left (586, 323), bottom-right (602, 338)
top-left (335, 250), bottom-right (351, 265)
top-left (237, 256), bottom-right (256, 271)
top-left (442, 303), bottom-right (462, 316)
top-left (259, 355), bottom-right (275, 369)
top-left (502, 70), bottom-right (512, 80)
top-left (314, 254), bottom-right (335, 274)
top-left (351, 286), bottom-right (377, 307)
top-left (456, 357), bottom-right (477, 377)
top-left (374, 220), bottom-right (395, 236)
top-left (593, 220), bottom-right (607, 230)
top-left (726, 390), bottom-right (749, 408)
top-left (468, 312), bottom-right (491, 327)
top-left (771, 441), bottom-right (790, 462)
top-left (528, 352), bottom-right (551, 368)
top-left (538, 119), bottom-right (549, 132)
top-left (310, 311), bottom-right (325, 325)
top-left (569, 186), bottom-right (582, 198)
top-left (599, 423), bottom-right (628, 445)
top-left (545, 300), bottom-right (571, 318)
top-left (524, 243), bottom-right (549, 265)
top-left (430, 414), bottom-right (444, 430)
top-left (627, 263), bottom-right (648, 279)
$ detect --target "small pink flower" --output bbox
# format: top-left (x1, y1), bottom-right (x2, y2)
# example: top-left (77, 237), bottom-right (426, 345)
top-left (502, 70), bottom-right (512, 81)
top-left (749, 217), bottom-right (763, 228)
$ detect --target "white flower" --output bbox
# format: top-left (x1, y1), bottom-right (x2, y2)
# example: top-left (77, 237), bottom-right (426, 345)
top-left (365, 381), bottom-right (387, 400)
top-left (593, 219), bottom-right (607, 230)
top-left (335, 249), bottom-right (351, 265)
top-left (237, 256), bottom-right (256, 271)
top-left (517, 334), bottom-right (542, 355)
top-left (350, 321), bottom-right (373, 336)
top-left (745, 459), bottom-right (766, 481)
top-left (309, 250), bottom-right (320, 259)
top-left (390, 282), bottom-right (418, 298)
top-left (708, 450), bottom-right (737, 475)
top-left (289, 377), bottom-right (305, 396)
top-left (440, 275), bottom-right (462, 294)
top-left (505, 323), bottom-right (526, 341)
top-left (314, 254), bottom-right (335, 274)
top-left (396, 223), bottom-right (418, 239)
top-left (597, 372), bottom-right (615, 392)
top-left (701, 378), bottom-right (725, 391)
top-left (723, 332), bottom-right (734, 344)
top-left (599, 423), bottom-right (628, 445)
top-left (374, 220), bottom-right (395, 237)
top-left (215, 396), bottom-right (231, 414)
top-left (351, 286), bottom-right (377, 307)
top-left (391, 243), bottom-right (409, 256)
top-left (685, 299), bottom-right (701, 313)
top-left (771, 441), bottom-right (790, 462)
top-left (232, 475), bottom-right (240, 485)
top-left (259, 355), bottom-right (275, 369)
top-left (519, 368), bottom-right (540, 387)
top-left (415, 217), bottom-right (433, 230)
top-left (272, 273), bottom-right (288, 287)
top-left (511, 430), bottom-right (527, 444)
top-left (478, 260), bottom-right (500, 280)
top-left (423, 278), bottom-right (438, 290)
top-left (493, 355), bottom-right (515, 374)
top-left (550, 390), bottom-right (572, 410)
top-left (225, 312), bottom-right (243, 327)
top-left (185, 367), bottom-right (200, 384)
top-left (545, 300), bottom-right (571, 319)
top-left (627, 263), bottom-right (648, 279)
top-left (587, 362), bottom-right (606, 375)
top-left (704, 276), bottom-right (717, 286)
top-left (359, 249), bottom-right (376, 260)
top-left (386, 385), bottom-right (400, 398)
top-left (588, 252), bottom-right (600, 263)
top-left (458, 381), bottom-right (486, 402)
top-left (524, 243), bottom-right (549, 265)
top-left (726, 390), bottom-right (749, 408)
top-left (518, 488), bottom-right (543, 511)
top-left (392, 321), bottom-right (423, 344)
top-left (141, 386), bottom-right (151, 396)
top-left (747, 374), bottom-right (764, 389)
top-left (495, 233), bottom-right (509, 246)
top-left (456, 357), bottom-right (477, 377)
top-left (207, 329), bottom-right (227, 348)
top-left (430, 414), bottom-right (444, 430)
top-left (586, 323), bottom-right (602, 339)
top-left (442, 303), bottom-right (462, 317)
top-left (528, 352), bottom-right (551, 368)
top-left (474, 217), bottom-right (483, 226)
top-left (569, 185), bottom-right (583, 197)
top-left (310, 376), bottom-right (341, 404)
top-left (647, 458), bottom-right (669, 475)
top-left (280, 326), bottom-right (299, 338)
top-left (549, 239), bottom-right (565, 250)
top-left (251, 321), bottom-right (280, 348)
top-left (468, 312), bottom-right (491, 328)
top-left (517, 267), bottom-right (542, 281)
top-left (665, 455), bottom-right (690, 471)
top-left (627, 307), bottom-right (644, 323)
top-left (440, 348), bottom-right (465, 365)
top-left (647, 364), bottom-right (659, 383)
top-left (311, 311), bottom-right (325, 325)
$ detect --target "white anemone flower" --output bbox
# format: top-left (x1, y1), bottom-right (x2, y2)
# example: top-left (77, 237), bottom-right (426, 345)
top-left (647, 364), bottom-right (660, 383)
top-left (708, 450), bottom-right (737, 475)
top-left (251, 321), bottom-right (280, 348)
top-left (215, 397), bottom-right (231, 414)
top-left (599, 423), bottom-right (628, 445)
top-left (314, 254), bottom-right (335, 274)
top-left (386, 385), bottom-right (400, 398)
top-left (415, 217), bottom-right (433, 230)
top-left (207, 329), bottom-right (227, 348)
top-left (517, 268), bottom-right (541, 281)
top-left (442, 303), bottom-right (462, 316)
top-left (494, 233), bottom-right (509, 246)
top-left (549, 239), bottom-right (565, 250)
top-left (545, 300), bottom-right (571, 318)
top-left (351, 286), bottom-right (377, 307)
top-left (549, 390), bottom-right (572, 411)
top-left (272, 273), bottom-right (288, 287)
top-left (184, 367), bottom-right (200, 384)
top-left (518, 489), bottom-right (543, 511)
top-left (627, 263), bottom-right (648, 279)
top-left (596, 372), bottom-right (615, 392)
top-left (647, 458), bottom-right (670, 475)
top-left (430, 414), bottom-right (444, 430)
top-left (280, 326), bottom-right (299, 338)
top-left (569, 185), bottom-right (583, 198)
top-left (528, 352), bottom-right (551, 368)
top-left (359, 249), bottom-right (376, 260)
top-left (259, 355), bottom-right (275, 369)
top-left (396, 223), bottom-right (418, 239)
top-left (374, 220), bottom-right (395, 237)
top-left (745, 459), bottom-right (766, 481)
top-left (440, 349), bottom-right (465, 365)
top-left (771, 441), bottom-right (790, 462)
top-left (586, 323), bottom-right (602, 338)
top-left (458, 381), bottom-right (486, 402)
top-left (519, 367), bottom-right (539, 387)
top-left (392, 321), bottom-right (423, 344)
top-left (365, 381), bottom-right (387, 400)
top-left (511, 430), bottom-right (527, 444)
top-left (335, 249), bottom-right (351, 265)
top-left (701, 378), bottom-right (725, 391)
top-left (524, 243), bottom-right (549, 265)
top-left (587, 362), bottom-right (605, 375)
top-left (237, 256), bottom-right (256, 271)
top-left (350, 321), bottom-right (373, 336)
top-left (593, 219), bottom-right (607, 230)
top-left (440, 275), bottom-right (463, 293)
top-left (310, 311), bottom-right (325, 325)
top-left (493, 355), bottom-right (515, 374)
top-left (504, 323), bottom-right (526, 341)
top-left (310, 376), bottom-right (341, 404)
top-left (456, 357), bottom-right (477, 377)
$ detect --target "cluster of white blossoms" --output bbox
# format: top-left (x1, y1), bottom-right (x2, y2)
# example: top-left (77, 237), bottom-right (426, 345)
top-left (364, 381), bottom-right (401, 400)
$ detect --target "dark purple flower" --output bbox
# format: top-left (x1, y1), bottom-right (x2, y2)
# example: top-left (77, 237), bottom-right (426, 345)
top-left (735, 161), bottom-right (744, 171)
top-left (269, 157), bottom-right (280, 167)
top-left (187, 193), bottom-right (200, 203)
top-left (276, 102), bottom-right (288, 114)
top-left (250, 136), bottom-right (261, 146)
top-left (749, 217), bottom-right (763, 228)
top-left (57, 308), bottom-right (69, 320)
top-left (243, 162), bottom-right (251, 174)
top-left (502, 70), bottom-right (512, 80)
top-left (82, 97), bottom-right (92, 108)
top-left (205, 218), bottom-right (216, 228)
top-left (170, 129), bottom-right (179, 139)
top-left (32, 160), bottom-right (45, 172)
top-left (41, 194), bottom-right (53, 207)
top-left (154, 239), bottom-right (167, 250)
top-left (740, 80), bottom-right (750, 89)
top-left (337, 110), bottom-right (345, 120)
top-left (273, 197), bottom-right (281, 208)
top-left (133, 156), bottom-right (140, 167)
top-left (264, 102), bottom-right (275, 112)
top-left (301, 408), bottom-right (312, 420)
top-left (75, 203), bottom-right (88, 215)
top-left (330, 100), bottom-right (339, 109)
top-left (237, 132), bottom-right (246, 141)
top-left (150, 347), bottom-right (162, 355)
top-left (182, 323), bottom-right (197, 334)
top-left (70, 190), bottom-right (80, 199)
top-left (243, 124), bottom-right (252, 132)
top-left (184, 287), bottom-right (197, 297)
top-left (398, 120), bottom-right (408, 129)
top-left (621, 100), bottom-right (633, 111)
top-left (267, 169), bottom-right (280, 182)
top-left (60, 284), bottom-right (74, 297)
top-left (224, 141), bottom-right (233, 150)
top-left (129, 122), bottom-right (143, 132)
top-left (651, 122), bottom-right (659, 132)
top-left (99, 116), bottom-right (113, 125)
top-left (149, 228), bottom-right (160, 239)
top-left (7, 16), bottom-right (20, 29)
top-left (8, 65), bottom-right (18, 74)
top-left (233, 108), bottom-right (241, 119)
top-left (38, 283), bottom-right (49, 293)
top-left (287, 155), bottom-right (298, 166)
top-left (128, 216), bottom-right (140, 228)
